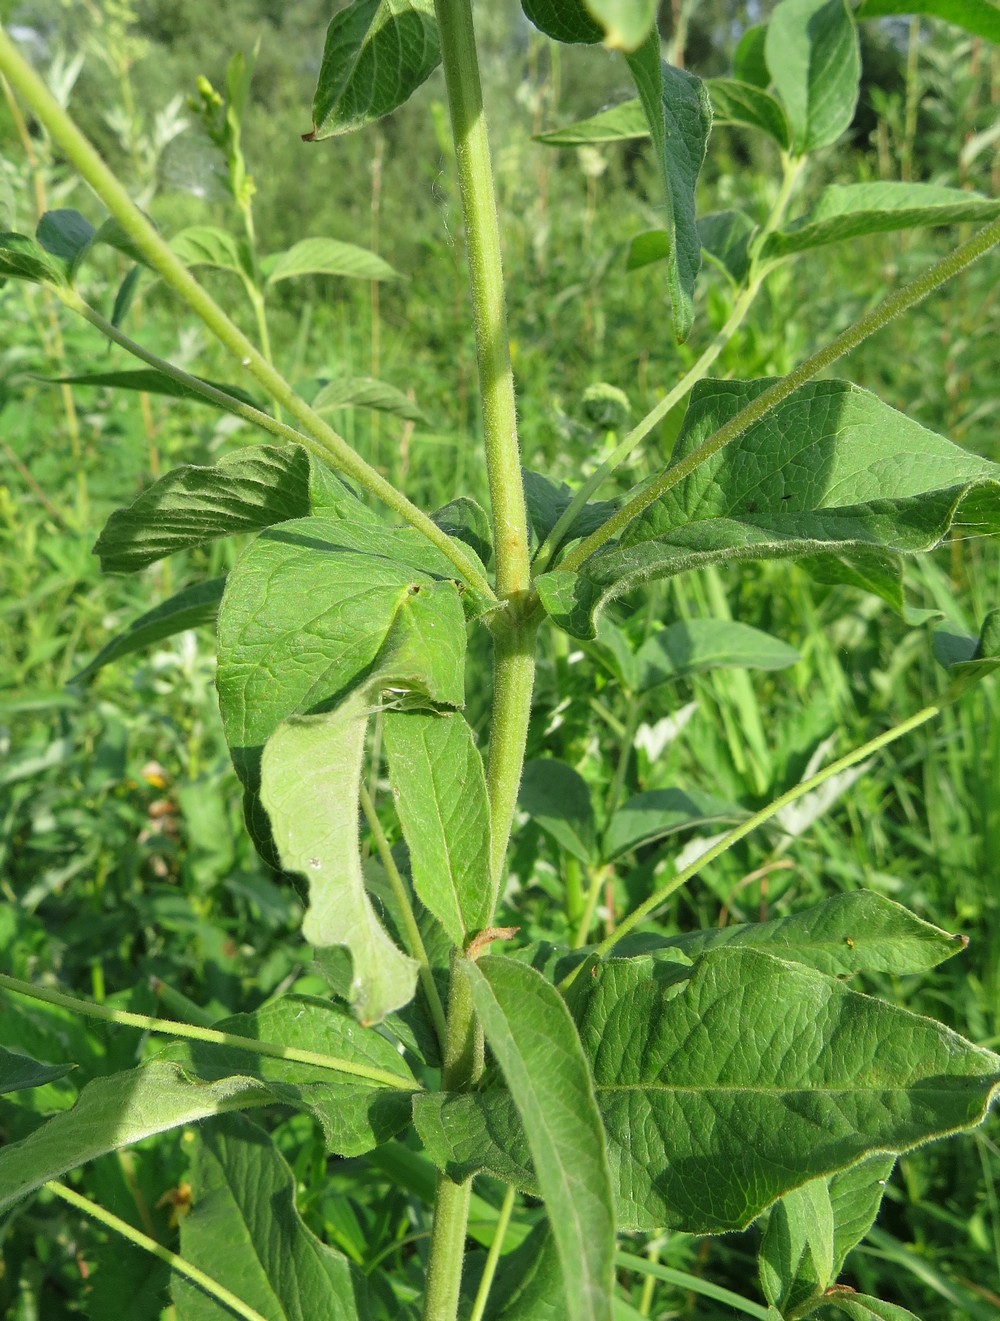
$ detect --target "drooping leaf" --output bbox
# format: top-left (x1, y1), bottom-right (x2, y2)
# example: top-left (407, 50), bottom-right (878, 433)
top-left (261, 691), bottom-right (419, 1026)
top-left (110, 265), bottom-right (143, 328)
top-left (51, 368), bottom-right (259, 410)
top-left (934, 608), bottom-right (1000, 699)
top-left (71, 578), bottom-right (225, 683)
top-left (36, 208), bottom-right (95, 279)
top-left (383, 710), bottom-right (492, 945)
top-left (603, 787), bottom-right (747, 860)
top-left (582, 0), bottom-right (658, 50)
top-left (523, 469), bottom-right (619, 551)
top-left (625, 37), bottom-right (712, 342)
top-left (169, 224), bottom-right (253, 280)
top-left (533, 98), bottom-right (648, 145)
top-left (0, 1062), bottom-right (272, 1214)
top-left (313, 374), bottom-right (422, 420)
top-left (856, 0), bottom-right (1000, 44)
top-left (535, 378), bottom-right (1000, 637)
top-left (521, 0), bottom-right (604, 44)
top-left (823, 1295), bottom-right (923, 1321)
top-left (0, 231), bottom-right (69, 284)
top-left (262, 238), bottom-right (401, 284)
top-left (0, 1044), bottom-right (74, 1094)
top-left (707, 78), bottom-right (789, 147)
top-left (163, 994), bottom-right (416, 1155)
top-left (173, 1114), bottom-right (368, 1321)
top-left (519, 759), bottom-right (599, 865)
top-left (634, 618), bottom-right (801, 689)
top-left (421, 948), bottom-right (1000, 1233)
top-left (762, 182), bottom-right (1000, 259)
top-left (765, 0), bottom-right (861, 154)
top-left (465, 956), bottom-right (615, 1321)
top-left (306, 0), bottom-right (441, 140)
top-left (432, 496), bottom-right (493, 567)
top-left (94, 445), bottom-right (357, 573)
top-left (643, 890), bottom-right (969, 977)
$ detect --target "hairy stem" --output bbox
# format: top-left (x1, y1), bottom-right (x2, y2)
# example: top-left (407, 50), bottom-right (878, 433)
top-left (556, 216), bottom-right (1000, 576)
top-left (485, 618), bottom-right (539, 901)
top-left (47, 1181), bottom-right (269, 1321)
top-left (0, 973), bottom-right (416, 1089)
top-left (0, 26), bottom-right (494, 602)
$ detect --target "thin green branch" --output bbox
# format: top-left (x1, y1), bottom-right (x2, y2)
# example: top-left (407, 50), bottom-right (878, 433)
top-left (468, 1184), bottom-right (517, 1321)
top-left (432, 0), bottom-right (529, 602)
top-left (0, 25), bottom-right (495, 604)
top-left (564, 704), bottom-right (941, 979)
top-left (556, 216), bottom-right (1000, 576)
top-left (46, 1180), bottom-right (269, 1321)
top-left (359, 783), bottom-right (449, 1048)
top-left (615, 1250), bottom-right (770, 1320)
top-left (0, 973), bottom-right (418, 1091)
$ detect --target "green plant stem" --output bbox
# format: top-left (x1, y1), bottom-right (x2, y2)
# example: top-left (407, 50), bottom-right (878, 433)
top-left (55, 292), bottom-right (494, 602)
top-left (573, 865), bottom-right (609, 950)
top-left (532, 156), bottom-right (806, 574)
top-left (615, 1250), bottom-right (770, 1320)
top-left (423, 961), bottom-right (484, 1321)
top-left (0, 972), bottom-right (415, 1090)
top-left (359, 783), bottom-right (448, 1048)
top-left (568, 704), bottom-right (942, 975)
top-left (432, 0), bottom-right (529, 602)
top-left (485, 618), bottom-right (539, 899)
top-left (46, 1180), bottom-right (269, 1321)
top-left (556, 216), bottom-right (1000, 576)
top-left (468, 1184), bottom-right (517, 1321)
top-left (0, 26), bottom-right (494, 604)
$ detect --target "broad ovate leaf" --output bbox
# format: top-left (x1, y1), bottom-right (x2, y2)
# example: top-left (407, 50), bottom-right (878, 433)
top-left (765, 0), bottom-right (860, 154)
top-left (169, 224), bottom-right (252, 280)
top-left (383, 711), bottom-right (492, 945)
top-left (536, 378), bottom-right (1000, 637)
top-left (36, 208), bottom-right (95, 280)
top-left (519, 759), bottom-right (599, 865)
top-left (71, 577), bottom-right (225, 683)
top-left (521, 0), bottom-right (604, 45)
top-left (762, 182), bottom-right (1000, 259)
top-left (262, 237), bottom-right (401, 284)
top-left (306, 0), bottom-right (441, 140)
top-left (0, 1045), bottom-right (74, 1095)
top-left (759, 1178), bottom-right (835, 1311)
top-left (707, 78), bottom-right (789, 148)
top-left (0, 1063), bottom-right (272, 1214)
top-left (634, 618), bottom-right (801, 690)
top-left (625, 36), bottom-right (712, 343)
top-left (0, 231), bottom-right (69, 285)
top-left (94, 445), bottom-right (365, 573)
top-left (174, 1114), bottom-right (368, 1321)
top-left (603, 788), bottom-right (746, 860)
top-left (856, 0), bottom-right (1000, 44)
top-left (465, 956), bottom-right (615, 1321)
top-left (534, 98), bottom-right (648, 146)
top-left (313, 374), bottom-right (423, 421)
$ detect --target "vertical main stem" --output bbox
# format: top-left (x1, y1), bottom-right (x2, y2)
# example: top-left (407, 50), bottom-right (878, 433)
top-left (433, 0), bottom-right (529, 602)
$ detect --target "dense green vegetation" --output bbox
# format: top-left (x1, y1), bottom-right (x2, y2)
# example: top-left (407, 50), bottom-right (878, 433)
top-left (1, 2), bottom-right (998, 1318)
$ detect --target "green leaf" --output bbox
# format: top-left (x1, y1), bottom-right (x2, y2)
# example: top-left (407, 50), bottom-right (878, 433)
top-left (535, 378), bottom-right (1000, 638)
top-left (519, 759), bottom-right (598, 865)
top-left (0, 1062), bottom-right (272, 1214)
top-left (169, 224), bottom-right (253, 280)
top-left (533, 99), bottom-right (648, 145)
top-left (827, 1155), bottom-right (897, 1273)
top-left (935, 608), bottom-right (1000, 699)
top-left (824, 1295), bottom-right (923, 1321)
top-left (762, 183), bottom-right (1000, 259)
top-left (50, 368), bottom-right (259, 409)
top-left (582, 0), bottom-right (658, 51)
top-left (174, 1114), bottom-right (369, 1320)
top-left (261, 691), bottom-right (419, 1026)
top-left (760, 1177), bottom-right (836, 1311)
top-left (856, 0), bottom-right (1000, 44)
top-left (482, 1222), bottom-right (567, 1320)
top-left (634, 618), bottom-right (801, 689)
top-left (733, 24), bottom-right (771, 88)
top-left (262, 238), bottom-right (401, 284)
top-left (603, 787), bottom-right (747, 860)
top-left (524, 469), bottom-right (619, 551)
top-left (521, 0), bottom-right (604, 45)
top-left (644, 891), bottom-right (968, 976)
top-left (625, 37), bottom-right (712, 343)
top-left (163, 994), bottom-right (416, 1155)
top-left (94, 445), bottom-right (352, 573)
top-left (765, 0), bottom-right (860, 154)
top-left (629, 211), bottom-right (756, 285)
top-left (465, 956), bottom-right (616, 1321)
top-left (383, 710), bottom-right (492, 945)
top-left (707, 78), bottom-right (790, 147)
top-left (0, 230), bottom-right (69, 284)
top-left (313, 374), bottom-right (423, 420)
top-left (432, 496), bottom-right (493, 567)
top-left (71, 578), bottom-right (225, 683)
top-left (36, 208), bottom-right (95, 279)
top-left (0, 1044), bottom-right (74, 1094)
top-left (306, 0), bottom-right (441, 140)
top-left (85, 1243), bottom-right (170, 1321)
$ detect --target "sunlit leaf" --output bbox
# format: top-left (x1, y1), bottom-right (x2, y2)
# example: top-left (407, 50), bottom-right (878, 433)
top-left (262, 238), bottom-right (401, 284)
top-left (856, 0), bottom-right (1000, 43)
top-left (765, 0), bottom-right (860, 153)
